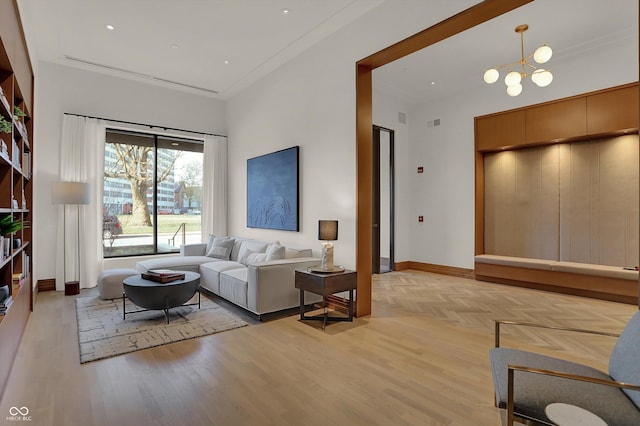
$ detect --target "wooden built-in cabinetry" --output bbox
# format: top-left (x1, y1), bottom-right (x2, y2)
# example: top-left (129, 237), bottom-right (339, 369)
top-left (474, 83), bottom-right (639, 303)
top-left (476, 83), bottom-right (639, 151)
top-left (0, 0), bottom-right (34, 399)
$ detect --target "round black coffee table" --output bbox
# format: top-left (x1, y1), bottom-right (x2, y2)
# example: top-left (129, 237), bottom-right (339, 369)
top-left (122, 271), bottom-right (201, 323)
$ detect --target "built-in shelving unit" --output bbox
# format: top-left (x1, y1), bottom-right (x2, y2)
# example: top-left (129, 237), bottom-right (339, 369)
top-left (474, 83), bottom-right (639, 303)
top-left (0, 0), bottom-right (34, 399)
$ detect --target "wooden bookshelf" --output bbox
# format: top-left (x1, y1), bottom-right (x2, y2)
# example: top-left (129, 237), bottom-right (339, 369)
top-left (0, 0), bottom-right (34, 400)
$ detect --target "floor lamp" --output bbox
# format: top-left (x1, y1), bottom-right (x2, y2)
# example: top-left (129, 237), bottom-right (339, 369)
top-left (52, 181), bottom-right (90, 295)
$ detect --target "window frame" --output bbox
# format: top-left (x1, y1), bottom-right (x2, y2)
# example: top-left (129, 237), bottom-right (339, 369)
top-left (103, 128), bottom-right (204, 259)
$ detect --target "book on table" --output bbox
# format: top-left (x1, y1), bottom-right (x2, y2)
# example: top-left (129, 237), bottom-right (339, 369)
top-left (142, 269), bottom-right (185, 283)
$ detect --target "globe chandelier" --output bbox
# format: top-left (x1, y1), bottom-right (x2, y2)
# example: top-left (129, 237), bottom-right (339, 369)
top-left (483, 24), bottom-right (553, 96)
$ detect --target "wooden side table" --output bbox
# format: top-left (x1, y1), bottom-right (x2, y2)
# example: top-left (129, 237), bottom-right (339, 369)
top-left (295, 268), bottom-right (357, 329)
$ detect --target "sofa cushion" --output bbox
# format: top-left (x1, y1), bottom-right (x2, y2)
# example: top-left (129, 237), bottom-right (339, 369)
top-left (230, 237), bottom-right (248, 261)
top-left (136, 256), bottom-right (213, 273)
top-left (285, 247), bottom-right (313, 258)
top-left (220, 268), bottom-right (248, 308)
top-left (238, 240), bottom-right (269, 264)
top-left (200, 260), bottom-right (244, 274)
top-left (199, 260), bottom-right (245, 295)
top-left (266, 242), bottom-right (285, 261)
top-left (246, 252), bottom-right (267, 264)
top-left (206, 237), bottom-right (235, 260)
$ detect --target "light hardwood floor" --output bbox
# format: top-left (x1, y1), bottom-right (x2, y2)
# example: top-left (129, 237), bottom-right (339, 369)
top-left (1, 270), bottom-right (636, 425)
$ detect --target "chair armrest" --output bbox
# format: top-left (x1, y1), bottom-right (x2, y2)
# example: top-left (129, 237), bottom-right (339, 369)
top-left (506, 364), bottom-right (640, 425)
top-left (494, 319), bottom-right (620, 348)
top-left (180, 243), bottom-right (207, 256)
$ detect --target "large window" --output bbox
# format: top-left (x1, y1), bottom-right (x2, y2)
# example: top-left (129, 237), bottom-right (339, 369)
top-left (103, 129), bottom-right (203, 258)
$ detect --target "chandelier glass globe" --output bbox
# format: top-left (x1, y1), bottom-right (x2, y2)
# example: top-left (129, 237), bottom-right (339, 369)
top-left (532, 69), bottom-right (553, 87)
top-left (534, 45), bottom-right (552, 64)
top-left (507, 84), bottom-right (523, 97)
top-left (504, 71), bottom-right (522, 86)
top-left (484, 68), bottom-right (499, 84)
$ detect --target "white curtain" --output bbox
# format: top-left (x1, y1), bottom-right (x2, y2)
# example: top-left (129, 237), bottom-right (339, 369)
top-left (201, 135), bottom-right (227, 240)
top-left (56, 115), bottom-right (105, 290)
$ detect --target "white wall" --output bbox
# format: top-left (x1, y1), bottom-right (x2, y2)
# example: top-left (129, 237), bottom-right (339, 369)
top-left (33, 61), bottom-right (226, 284)
top-left (33, 0), bottom-right (636, 283)
top-left (226, 1), bottom-right (476, 269)
top-left (372, 90), bottom-right (410, 263)
top-left (227, 0), bottom-right (637, 272)
top-left (406, 36), bottom-right (638, 269)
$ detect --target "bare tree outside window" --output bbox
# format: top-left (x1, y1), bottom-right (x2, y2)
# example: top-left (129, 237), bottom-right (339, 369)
top-left (104, 144), bottom-right (180, 226)
top-left (103, 129), bottom-right (203, 258)
top-left (178, 160), bottom-right (202, 210)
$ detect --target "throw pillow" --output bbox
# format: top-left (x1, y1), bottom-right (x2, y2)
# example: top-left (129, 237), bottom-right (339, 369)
top-left (266, 242), bottom-right (285, 261)
top-left (205, 234), bottom-right (216, 253)
top-left (206, 237), bottom-right (235, 260)
top-left (245, 252), bottom-right (267, 264)
top-left (237, 240), bottom-right (269, 265)
top-left (238, 249), bottom-right (255, 265)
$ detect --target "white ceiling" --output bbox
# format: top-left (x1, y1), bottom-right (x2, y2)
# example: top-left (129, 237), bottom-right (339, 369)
top-left (16, 0), bottom-right (639, 103)
top-left (16, 0), bottom-right (384, 99)
top-left (374, 0), bottom-right (638, 104)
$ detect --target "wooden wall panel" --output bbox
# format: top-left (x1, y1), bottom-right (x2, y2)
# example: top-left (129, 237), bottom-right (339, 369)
top-left (484, 146), bottom-right (559, 259)
top-left (560, 136), bottom-right (639, 266)
top-left (525, 98), bottom-right (587, 143)
top-left (587, 85), bottom-right (639, 134)
top-left (476, 110), bottom-right (525, 151)
top-left (485, 136), bottom-right (638, 267)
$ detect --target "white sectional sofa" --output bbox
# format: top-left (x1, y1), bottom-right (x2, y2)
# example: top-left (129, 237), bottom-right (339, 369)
top-left (136, 236), bottom-right (322, 318)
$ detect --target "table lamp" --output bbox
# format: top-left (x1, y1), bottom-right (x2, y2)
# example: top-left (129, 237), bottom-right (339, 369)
top-left (318, 220), bottom-right (339, 271)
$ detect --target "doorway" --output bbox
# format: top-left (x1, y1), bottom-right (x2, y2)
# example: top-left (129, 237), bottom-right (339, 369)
top-left (373, 125), bottom-right (395, 274)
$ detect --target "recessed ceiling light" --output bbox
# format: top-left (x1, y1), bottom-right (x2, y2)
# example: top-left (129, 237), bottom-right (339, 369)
top-left (106, 24), bottom-right (115, 30)
top-left (171, 44), bottom-right (179, 49)
top-left (281, 8), bottom-right (290, 15)
top-left (430, 81), bottom-right (436, 85)
top-left (224, 60), bottom-right (230, 65)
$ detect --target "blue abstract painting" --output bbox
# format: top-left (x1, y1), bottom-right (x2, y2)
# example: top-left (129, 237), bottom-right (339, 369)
top-left (247, 146), bottom-right (299, 231)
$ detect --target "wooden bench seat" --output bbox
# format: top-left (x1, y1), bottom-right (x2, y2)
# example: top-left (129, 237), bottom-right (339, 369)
top-left (474, 255), bottom-right (639, 305)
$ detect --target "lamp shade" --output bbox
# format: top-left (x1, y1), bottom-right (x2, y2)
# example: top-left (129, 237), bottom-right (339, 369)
top-left (52, 182), bottom-right (91, 205)
top-left (318, 220), bottom-right (338, 241)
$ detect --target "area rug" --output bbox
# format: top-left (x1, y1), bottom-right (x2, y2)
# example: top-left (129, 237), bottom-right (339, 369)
top-left (75, 295), bottom-right (248, 363)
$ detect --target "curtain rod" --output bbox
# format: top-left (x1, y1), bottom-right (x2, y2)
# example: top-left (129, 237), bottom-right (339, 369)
top-left (63, 112), bottom-right (226, 138)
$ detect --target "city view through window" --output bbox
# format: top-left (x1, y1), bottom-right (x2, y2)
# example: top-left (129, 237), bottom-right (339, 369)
top-left (103, 129), bottom-right (203, 257)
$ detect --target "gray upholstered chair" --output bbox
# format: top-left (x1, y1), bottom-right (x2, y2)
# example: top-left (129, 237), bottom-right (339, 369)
top-left (489, 311), bottom-right (640, 425)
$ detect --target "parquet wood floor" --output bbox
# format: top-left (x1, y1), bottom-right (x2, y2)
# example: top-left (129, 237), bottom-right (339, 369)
top-left (0, 270), bottom-right (635, 425)
top-left (373, 271), bottom-right (637, 365)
